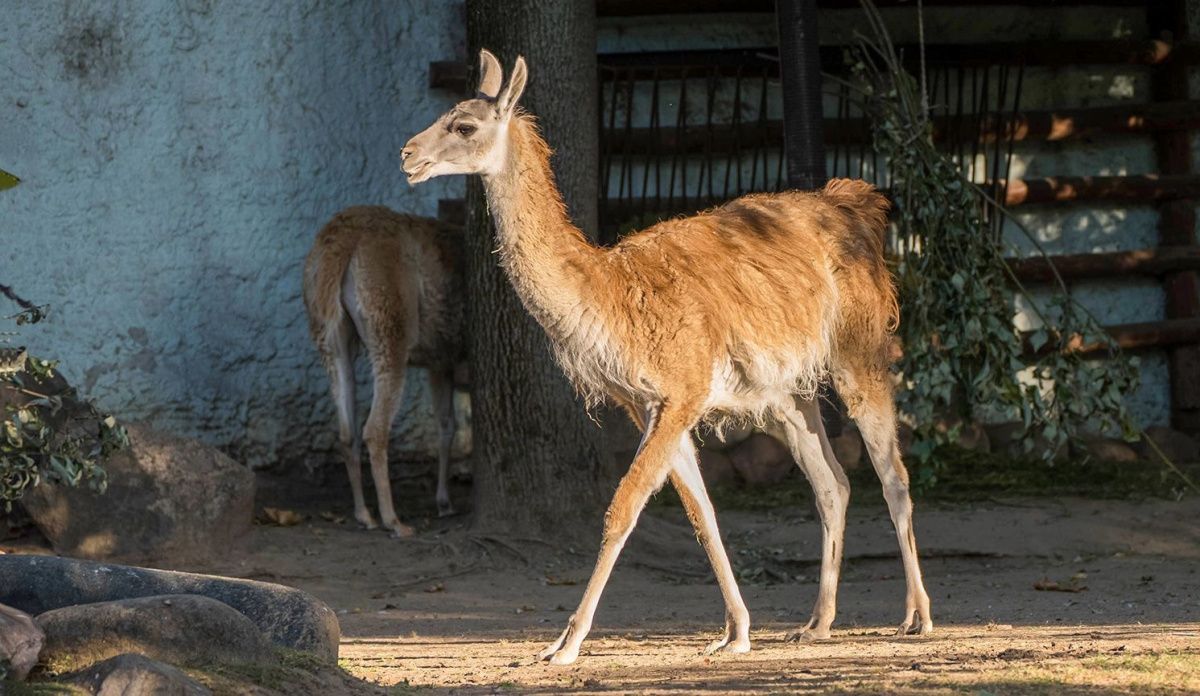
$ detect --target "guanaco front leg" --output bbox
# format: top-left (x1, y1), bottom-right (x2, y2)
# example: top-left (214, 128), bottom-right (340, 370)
top-left (668, 436), bottom-right (751, 654)
top-left (538, 401), bottom-right (699, 665)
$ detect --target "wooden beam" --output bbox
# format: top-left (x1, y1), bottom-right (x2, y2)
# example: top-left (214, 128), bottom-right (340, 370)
top-left (597, 0), bottom-right (1148, 15)
top-left (433, 40), bottom-right (1200, 91)
top-left (1002, 175), bottom-right (1200, 206)
top-left (1022, 318), bottom-right (1200, 358)
top-left (1008, 247), bottom-right (1200, 283)
top-left (601, 100), bottom-right (1200, 153)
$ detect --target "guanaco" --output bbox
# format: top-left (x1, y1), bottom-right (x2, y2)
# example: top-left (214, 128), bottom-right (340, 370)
top-left (303, 206), bottom-right (462, 537)
top-left (401, 50), bottom-right (930, 664)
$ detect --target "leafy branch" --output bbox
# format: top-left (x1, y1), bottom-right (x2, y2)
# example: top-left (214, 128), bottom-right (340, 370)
top-left (0, 169), bottom-right (127, 509)
top-left (850, 0), bottom-right (1140, 487)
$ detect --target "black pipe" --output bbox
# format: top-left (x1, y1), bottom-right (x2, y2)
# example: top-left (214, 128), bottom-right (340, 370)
top-left (775, 0), bottom-right (827, 191)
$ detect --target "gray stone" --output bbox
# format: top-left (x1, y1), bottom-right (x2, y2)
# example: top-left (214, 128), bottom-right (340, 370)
top-left (0, 602), bottom-right (43, 681)
top-left (697, 448), bottom-right (737, 488)
top-left (934, 417), bottom-right (991, 453)
top-left (1134, 426), bottom-right (1200, 463)
top-left (984, 421), bottom-right (1068, 463)
top-left (829, 424), bottom-right (864, 471)
top-left (1080, 435), bottom-right (1139, 464)
top-left (729, 433), bottom-right (795, 486)
top-left (20, 422), bottom-right (255, 563)
top-left (0, 555), bottom-right (340, 663)
top-left (65, 653), bottom-right (211, 696)
top-left (37, 594), bottom-right (272, 671)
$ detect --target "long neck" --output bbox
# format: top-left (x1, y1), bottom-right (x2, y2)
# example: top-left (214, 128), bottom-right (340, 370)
top-left (481, 116), bottom-right (602, 340)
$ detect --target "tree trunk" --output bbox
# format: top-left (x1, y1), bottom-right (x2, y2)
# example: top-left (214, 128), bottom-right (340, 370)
top-left (464, 0), bottom-right (613, 535)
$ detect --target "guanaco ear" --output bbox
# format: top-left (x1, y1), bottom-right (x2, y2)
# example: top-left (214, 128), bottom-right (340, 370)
top-left (477, 49), bottom-right (503, 99)
top-left (497, 55), bottom-right (528, 116)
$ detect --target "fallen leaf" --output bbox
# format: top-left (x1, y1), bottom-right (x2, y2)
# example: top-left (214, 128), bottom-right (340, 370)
top-left (1034, 578), bottom-right (1088, 593)
top-left (261, 507), bottom-right (304, 526)
top-left (425, 582), bottom-right (445, 593)
top-left (319, 511), bottom-right (347, 524)
top-left (543, 575), bottom-right (577, 586)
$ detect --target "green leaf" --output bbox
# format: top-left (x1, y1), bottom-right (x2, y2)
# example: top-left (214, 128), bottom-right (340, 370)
top-left (0, 169), bottom-right (19, 191)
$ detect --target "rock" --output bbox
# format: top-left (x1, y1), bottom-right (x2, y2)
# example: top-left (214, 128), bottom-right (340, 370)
top-left (0, 602), bottom-right (43, 681)
top-left (1080, 435), bottom-right (1139, 464)
top-left (934, 417), bottom-right (990, 453)
top-left (728, 433), bottom-right (795, 486)
top-left (984, 422), bottom-right (1068, 463)
top-left (1135, 426), bottom-right (1200, 463)
top-left (37, 594), bottom-right (272, 672)
top-left (829, 424), bottom-right (864, 471)
top-left (0, 555), bottom-right (340, 663)
top-left (65, 653), bottom-right (211, 696)
top-left (697, 448), bottom-right (737, 488)
top-left (20, 422), bottom-right (255, 563)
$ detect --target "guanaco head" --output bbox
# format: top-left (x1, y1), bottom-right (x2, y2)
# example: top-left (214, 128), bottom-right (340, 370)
top-left (401, 49), bottom-right (527, 185)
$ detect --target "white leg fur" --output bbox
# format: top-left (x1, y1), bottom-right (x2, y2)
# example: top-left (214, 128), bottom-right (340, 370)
top-left (327, 317), bottom-right (375, 529)
top-left (429, 370), bottom-right (457, 517)
top-left (669, 436), bottom-right (751, 655)
top-left (777, 398), bottom-right (850, 640)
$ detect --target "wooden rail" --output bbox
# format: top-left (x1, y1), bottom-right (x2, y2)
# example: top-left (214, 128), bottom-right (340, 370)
top-left (430, 41), bottom-right (1200, 91)
top-left (597, 0), bottom-right (1148, 14)
top-left (1022, 318), bottom-right (1200, 358)
top-left (1001, 175), bottom-right (1200, 206)
top-left (441, 175), bottom-right (1200, 229)
top-left (601, 100), bottom-right (1200, 153)
top-left (1009, 247), bottom-right (1200, 283)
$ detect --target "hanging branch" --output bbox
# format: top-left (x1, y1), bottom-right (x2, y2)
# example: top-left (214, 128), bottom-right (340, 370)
top-left (0, 282), bottom-right (47, 325)
top-left (849, 0), bottom-right (1141, 487)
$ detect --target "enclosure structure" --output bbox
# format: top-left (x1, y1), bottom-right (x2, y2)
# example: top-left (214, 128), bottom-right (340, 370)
top-left (435, 0), bottom-right (1200, 435)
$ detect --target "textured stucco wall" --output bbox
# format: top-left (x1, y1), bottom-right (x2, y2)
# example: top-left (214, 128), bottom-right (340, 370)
top-left (2, 1), bottom-right (467, 470)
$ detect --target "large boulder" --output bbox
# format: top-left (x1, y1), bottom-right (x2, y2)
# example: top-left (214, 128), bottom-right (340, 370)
top-left (0, 602), bottom-right (43, 681)
top-left (829, 423), bottom-right (865, 471)
top-left (1134, 425), bottom-right (1200, 463)
top-left (37, 595), bottom-right (272, 671)
top-left (20, 422), bottom-right (255, 563)
top-left (697, 448), bottom-right (737, 488)
top-left (728, 432), bottom-right (795, 486)
top-left (65, 653), bottom-right (211, 696)
top-left (0, 555), bottom-right (340, 663)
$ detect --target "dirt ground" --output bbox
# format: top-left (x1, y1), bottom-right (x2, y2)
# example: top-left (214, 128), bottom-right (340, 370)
top-left (188, 473), bottom-right (1200, 695)
top-left (8, 473), bottom-right (1200, 694)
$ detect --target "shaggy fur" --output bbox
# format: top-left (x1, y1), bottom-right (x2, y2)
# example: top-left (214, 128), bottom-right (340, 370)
top-left (401, 49), bottom-right (931, 665)
top-left (303, 206), bottom-right (463, 535)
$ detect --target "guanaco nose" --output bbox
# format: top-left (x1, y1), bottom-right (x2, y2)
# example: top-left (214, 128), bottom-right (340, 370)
top-left (400, 146), bottom-right (413, 162)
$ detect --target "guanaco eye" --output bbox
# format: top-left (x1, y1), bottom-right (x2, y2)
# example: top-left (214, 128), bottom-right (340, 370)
top-left (455, 124), bottom-right (477, 137)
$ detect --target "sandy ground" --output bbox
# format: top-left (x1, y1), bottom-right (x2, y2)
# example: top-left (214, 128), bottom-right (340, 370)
top-left (164, 476), bottom-right (1200, 695)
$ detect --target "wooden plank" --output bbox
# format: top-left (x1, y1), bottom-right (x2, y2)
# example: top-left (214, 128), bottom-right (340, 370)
top-left (1002, 175), bottom-right (1200, 206)
top-left (433, 40), bottom-right (1200, 91)
top-left (602, 100), bottom-right (1200, 153)
top-left (597, 0), bottom-right (1148, 14)
top-left (1023, 318), bottom-right (1200, 357)
top-left (1008, 247), bottom-right (1200, 283)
